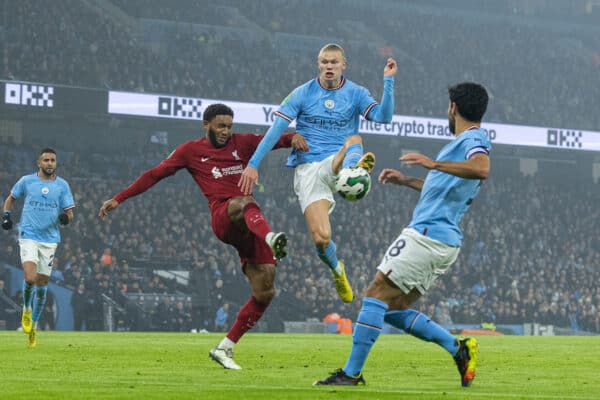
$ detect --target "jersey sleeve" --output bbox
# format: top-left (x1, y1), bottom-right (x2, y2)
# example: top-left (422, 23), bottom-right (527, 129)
top-left (60, 180), bottom-right (75, 210)
top-left (362, 77), bottom-right (394, 123)
top-left (236, 134), bottom-right (265, 161)
top-left (462, 132), bottom-right (492, 159)
top-left (246, 86), bottom-right (303, 168)
top-left (357, 86), bottom-right (378, 119)
top-left (114, 143), bottom-right (189, 203)
top-left (276, 86), bottom-right (304, 123)
top-left (247, 118), bottom-right (290, 169)
top-left (10, 176), bottom-right (26, 199)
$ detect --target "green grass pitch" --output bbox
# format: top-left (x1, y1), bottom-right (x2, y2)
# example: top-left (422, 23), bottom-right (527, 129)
top-left (1, 331), bottom-right (599, 399)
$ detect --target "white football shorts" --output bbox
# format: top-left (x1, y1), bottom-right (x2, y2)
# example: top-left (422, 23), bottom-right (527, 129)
top-left (293, 155), bottom-right (337, 214)
top-left (377, 228), bottom-right (460, 295)
top-left (19, 238), bottom-right (58, 277)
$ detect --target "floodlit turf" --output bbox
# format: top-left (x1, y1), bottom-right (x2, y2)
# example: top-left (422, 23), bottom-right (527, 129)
top-left (0, 331), bottom-right (599, 399)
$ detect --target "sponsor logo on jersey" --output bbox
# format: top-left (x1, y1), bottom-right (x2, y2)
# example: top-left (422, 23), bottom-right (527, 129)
top-left (211, 165), bottom-right (244, 179)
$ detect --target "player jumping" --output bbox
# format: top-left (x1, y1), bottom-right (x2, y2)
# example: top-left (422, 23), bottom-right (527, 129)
top-left (239, 43), bottom-right (397, 303)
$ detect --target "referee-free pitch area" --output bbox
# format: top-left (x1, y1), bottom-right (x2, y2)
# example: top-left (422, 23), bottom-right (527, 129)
top-left (0, 331), bottom-right (598, 400)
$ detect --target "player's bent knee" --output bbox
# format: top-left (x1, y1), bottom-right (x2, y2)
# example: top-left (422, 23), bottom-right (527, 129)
top-left (312, 232), bottom-right (331, 249)
top-left (254, 287), bottom-right (275, 304)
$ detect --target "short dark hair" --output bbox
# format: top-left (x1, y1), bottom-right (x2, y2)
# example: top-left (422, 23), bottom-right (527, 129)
top-left (39, 147), bottom-right (56, 156)
top-left (203, 103), bottom-right (234, 122)
top-left (448, 82), bottom-right (488, 122)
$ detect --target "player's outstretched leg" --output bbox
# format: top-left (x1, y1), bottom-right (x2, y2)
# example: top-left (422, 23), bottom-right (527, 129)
top-left (266, 232), bottom-right (288, 260)
top-left (314, 369), bottom-right (365, 386)
top-left (454, 338), bottom-right (478, 387)
top-left (209, 346), bottom-right (241, 370)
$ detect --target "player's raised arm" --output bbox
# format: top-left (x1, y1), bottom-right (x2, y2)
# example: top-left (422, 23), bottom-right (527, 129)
top-left (364, 57), bottom-right (397, 123)
top-left (98, 148), bottom-right (186, 219)
top-left (384, 57), bottom-right (398, 78)
top-left (238, 117), bottom-right (291, 195)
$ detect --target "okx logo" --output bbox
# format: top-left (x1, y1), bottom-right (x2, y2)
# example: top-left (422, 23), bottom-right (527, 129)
top-left (5, 83), bottom-right (54, 107)
top-left (158, 96), bottom-right (202, 119)
top-left (547, 129), bottom-right (582, 149)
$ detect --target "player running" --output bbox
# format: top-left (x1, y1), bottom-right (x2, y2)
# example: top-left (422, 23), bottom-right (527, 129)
top-left (239, 43), bottom-right (397, 303)
top-left (315, 82), bottom-right (490, 387)
top-left (99, 103), bottom-right (307, 370)
top-left (3, 148), bottom-right (75, 348)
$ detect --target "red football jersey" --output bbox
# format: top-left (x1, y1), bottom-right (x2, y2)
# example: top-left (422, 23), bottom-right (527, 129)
top-left (114, 133), bottom-right (293, 210)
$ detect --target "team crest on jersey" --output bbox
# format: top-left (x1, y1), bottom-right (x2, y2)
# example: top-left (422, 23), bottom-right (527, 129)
top-left (41, 187), bottom-right (49, 195)
top-left (324, 99), bottom-right (335, 109)
top-left (211, 167), bottom-right (223, 179)
top-left (232, 150), bottom-right (241, 161)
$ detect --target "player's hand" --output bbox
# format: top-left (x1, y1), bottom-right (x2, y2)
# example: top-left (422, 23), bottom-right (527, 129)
top-left (238, 166), bottom-right (259, 195)
top-left (58, 212), bottom-right (70, 226)
top-left (400, 153), bottom-right (436, 169)
top-left (99, 198), bottom-right (120, 220)
top-left (384, 57), bottom-right (398, 77)
top-left (1, 211), bottom-right (13, 230)
top-left (378, 168), bottom-right (408, 185)
top-left (291, 134), bottom-right (309, 152)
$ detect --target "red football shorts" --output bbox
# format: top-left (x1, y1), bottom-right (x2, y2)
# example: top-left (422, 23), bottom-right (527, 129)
top-left (211, 200), bottom-right (276, 267)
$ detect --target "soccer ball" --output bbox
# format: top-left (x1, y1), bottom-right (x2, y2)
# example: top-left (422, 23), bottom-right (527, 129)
top-left (335, 167), bottom-right (371, 201)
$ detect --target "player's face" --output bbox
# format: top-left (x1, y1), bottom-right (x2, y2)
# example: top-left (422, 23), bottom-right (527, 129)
top-left (37, 152), bottom-right (57, 177)
top-left (204, 115), bottom-right (234, 148)
top-left (448, 102), bottom-right (456, 134)
top-left (318, 50), bottom-right (346, 88)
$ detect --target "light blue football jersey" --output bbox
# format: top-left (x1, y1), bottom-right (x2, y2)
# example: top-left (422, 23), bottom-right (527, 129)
top-left (11, 173), bottom-right (75, 243)
top-left (248, 76), bottom-right (394, 169)
top-left (409, 128), bottom-right (491, 247)
top-left (277, 77), bottom-right (380, 166)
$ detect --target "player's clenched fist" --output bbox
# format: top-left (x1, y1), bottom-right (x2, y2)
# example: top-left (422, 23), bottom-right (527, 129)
top-left (384, 57), bottom-right (398, 77)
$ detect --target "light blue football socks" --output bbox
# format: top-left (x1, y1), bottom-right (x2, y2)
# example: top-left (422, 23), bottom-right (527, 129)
top-left (343, 297), bottom-right (388, 376)
top-left (32, 285), bottom-right (48, 323)
top-left (342, 143), bottom-right (363, 169)
top-left (384, 309), bottom-right (459, 356)
top-left (317, 241), bottom-right (341, 275)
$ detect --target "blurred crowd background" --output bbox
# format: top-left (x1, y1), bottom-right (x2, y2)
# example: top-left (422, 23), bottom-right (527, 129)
top-left (1, 0), bottom-right (599, 334)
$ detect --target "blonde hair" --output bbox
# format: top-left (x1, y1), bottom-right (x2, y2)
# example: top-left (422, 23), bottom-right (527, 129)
top-left (318, 43), bottom-right (346, 61)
